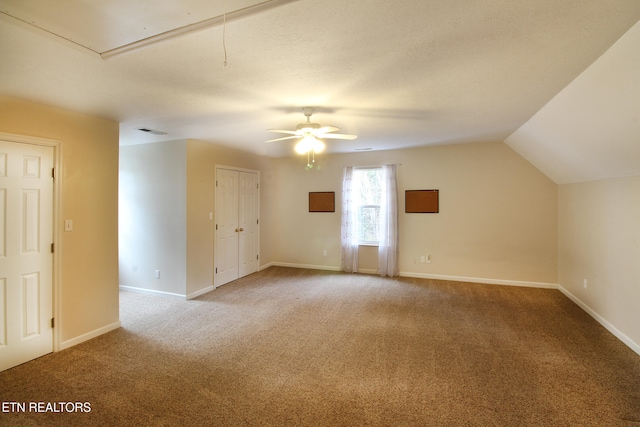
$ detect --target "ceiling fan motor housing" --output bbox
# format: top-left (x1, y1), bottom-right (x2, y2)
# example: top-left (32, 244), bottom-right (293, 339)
top-left (265, 106), bottom-right (357, 143)
top-left (297, 122), bottom-right (321, 132)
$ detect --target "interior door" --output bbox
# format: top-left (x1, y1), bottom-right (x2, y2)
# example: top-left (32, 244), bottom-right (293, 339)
top-left (215, 168), bottom-right (239, 287)
top-left (215, 168), bottom-right (259, 287)
top-left (238, 171), bottom-right (259, 278)
top-left (0, 140), bottom-right (54, 372)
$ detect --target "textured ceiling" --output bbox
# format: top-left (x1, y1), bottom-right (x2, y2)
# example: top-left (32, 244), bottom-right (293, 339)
top-left (0, 0), bottom-right (297, 55)
top-left (1, 0), bottom-right (639, 172)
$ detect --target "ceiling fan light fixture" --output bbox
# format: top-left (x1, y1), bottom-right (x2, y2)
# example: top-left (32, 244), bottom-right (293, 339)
top-left (266, 107), bottom-right (355, 164)
top-left (312, 138), bottom-right (325, 153)
top-left (295, 135), bottom-right (324, 154)
top-left (294, 135), bottom-right (312, 154)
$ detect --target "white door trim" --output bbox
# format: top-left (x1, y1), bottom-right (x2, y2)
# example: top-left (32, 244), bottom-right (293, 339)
top-left (0, 132), bottom-right (62, 352)
top-left (215, 164), bottom-right (259, 174)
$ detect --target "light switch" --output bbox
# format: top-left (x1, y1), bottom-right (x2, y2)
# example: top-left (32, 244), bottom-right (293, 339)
top-left (64, 220), bottom-right (73, 232)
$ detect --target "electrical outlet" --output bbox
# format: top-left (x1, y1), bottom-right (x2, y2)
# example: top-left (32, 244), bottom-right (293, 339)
top-left (155, 270), bottom-right (161, 279)
top-left (583, 279), bottom-right (588, 289)
top-left (322, 250), bottom-right (327, 256)
top-left (420, 255), bottom-right (426, 263)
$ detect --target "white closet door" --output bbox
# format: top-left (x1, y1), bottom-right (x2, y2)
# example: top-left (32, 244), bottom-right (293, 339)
top-left (215, 168), bottom-right (259, 287)
top-left (238, 171), bottom-right (259, 278)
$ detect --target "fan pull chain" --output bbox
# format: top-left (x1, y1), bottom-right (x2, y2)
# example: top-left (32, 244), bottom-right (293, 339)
top-left (306, 150), bottom-right (317, 168)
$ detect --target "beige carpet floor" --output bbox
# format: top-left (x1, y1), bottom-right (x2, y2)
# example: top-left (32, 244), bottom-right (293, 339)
top-left (1, 266), bottom-right (640, 426)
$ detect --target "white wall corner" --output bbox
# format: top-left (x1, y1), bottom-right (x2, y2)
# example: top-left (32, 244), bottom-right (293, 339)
top-left (58, 321), bottom-right (121, 351)
top-left (558, 285), bottom-right (640, 357)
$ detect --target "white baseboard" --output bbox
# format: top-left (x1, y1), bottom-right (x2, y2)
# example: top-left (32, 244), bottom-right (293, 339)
top-left (119, 284), bottom-right (214, 300)
top-left (59, 321), bottom-right (121, 351)
top-left (558, 285), bottom-right (640, 357)
top-left (119, 285), bottom-right (186, 299)
top-left (265, 262), bottom-right (558, 289)
top-left (187, 285), bottom-right (214, 300)
top-left (399, 271), bottom-right (558, 289)
top-left (259, 262), bottom-right (275, 270)
top-left (268, 262), bottom-right (341, 272)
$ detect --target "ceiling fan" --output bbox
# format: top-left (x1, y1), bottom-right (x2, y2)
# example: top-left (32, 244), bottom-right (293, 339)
top-left (266, 107), bottom-right (358, 146)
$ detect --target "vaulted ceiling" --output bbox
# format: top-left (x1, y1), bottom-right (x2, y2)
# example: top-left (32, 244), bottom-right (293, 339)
top-left (1, 0), bottom-right (639, 183)
top-left (506, 20), bottom-right (640, 184)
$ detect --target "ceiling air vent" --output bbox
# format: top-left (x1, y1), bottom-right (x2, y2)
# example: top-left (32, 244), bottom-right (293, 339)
top-left (138, 128), bottom-right (167, 135)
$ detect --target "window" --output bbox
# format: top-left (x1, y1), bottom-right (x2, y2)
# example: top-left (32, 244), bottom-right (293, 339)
top-left (353, 167), bottom-right (383, 245)
top-left (341, 164), bottom-right (398, 276)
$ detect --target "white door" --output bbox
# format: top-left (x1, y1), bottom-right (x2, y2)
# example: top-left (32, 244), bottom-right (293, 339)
top-left (0, 141), bottom-right (54, 372)
top-left (215, 168), bottom-right (239, 287)
top-left (238, 172), bottom-right (259, 278)
top-left (215, 168), bottom-right (259, 287)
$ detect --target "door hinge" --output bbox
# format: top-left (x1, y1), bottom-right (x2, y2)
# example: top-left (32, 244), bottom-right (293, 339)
top-left (51, 243), bottom-right (54, 253)
top-left (51, 318), bottom-right (55, 328)
top-left (215, 268), bottom-right (218, 274)
top-left (256, 254), bottom-right (259, 260)
top-left (256, 219), bottom-right (259, 225)
top-left (216, 224), bottom-right (218, 230)
top-left (51, 168), bottom-right (56, 179)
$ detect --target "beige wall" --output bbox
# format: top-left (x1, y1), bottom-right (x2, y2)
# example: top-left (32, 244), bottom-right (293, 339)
top-left (5, 95), bottom-right (637, 358)
top-left (270, 142), bottom-right (558, 285)
top-left (559, 177), bottom-right (640, 352)
top-left (121, 138), bottom-right (273, 298)
top-left (0, 96), bottom-right (119, 346)
top-left (186, 139), bottom-right (273, 295)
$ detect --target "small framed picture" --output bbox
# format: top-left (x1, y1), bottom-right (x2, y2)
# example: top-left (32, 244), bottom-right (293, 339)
top-left (309, 192), bottom-right (335, 212)
top-left (405, 190), bottom-right (439, 213)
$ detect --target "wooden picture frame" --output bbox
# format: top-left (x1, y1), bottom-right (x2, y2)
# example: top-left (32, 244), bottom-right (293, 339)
top-left (309, 192), bottom-right (335, 212)
top-left (405, 189), bottom-right (439, 213)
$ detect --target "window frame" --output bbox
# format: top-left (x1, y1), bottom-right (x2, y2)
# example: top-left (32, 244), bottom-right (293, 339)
top-left (353, 166), bottom-right (383, 246)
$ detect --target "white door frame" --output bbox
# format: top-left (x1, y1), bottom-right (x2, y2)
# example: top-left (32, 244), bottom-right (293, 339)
top-left (214, 165), bottom-right (260, 288)
top-left (0, 132), bottom-right (62, 352)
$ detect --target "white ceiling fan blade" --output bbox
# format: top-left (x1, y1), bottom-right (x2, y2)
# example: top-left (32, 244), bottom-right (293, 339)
top-left (319, 133), bottom-right (358, 140)
top-left (267, 108), bottom-right (357, 144)
top-left (267, 129), bottom-right (300, 135)
top-left (265, 135), bottom-right (300, 143)
top-left (317, 126), bottom-right (340, 134)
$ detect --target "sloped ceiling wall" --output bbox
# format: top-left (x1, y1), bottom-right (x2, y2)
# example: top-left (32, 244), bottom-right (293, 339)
top-left (505, 20), bottom-right (640, 185)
